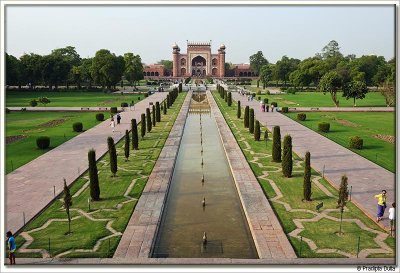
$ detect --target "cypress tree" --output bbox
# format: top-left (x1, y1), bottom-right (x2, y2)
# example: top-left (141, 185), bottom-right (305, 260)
top-left (224, 90), bottom-right (228, 102)
top-left (178, 83), bottom-right (182, 92)
top-left (146, 108), bottom-right (152, 132)
top-left (88, 149), bottom-right (100, 201)
top-left (167, 94), bottom-right (170, 108)
top-left (337, 175), bottom-right (349, 209)
top-left (140, 113), bottom-right (146, 139)
top-left (63, 178), bottom-right (72, 234)
top-left (254, 120), bottom-right (261, 141)
top-left (272, 126), bottom-right (282, 162)
top-left (244, 106), bottom-right (249, 128)
top-left (107, 137), bottom-right (118, 177)
top-left (156, 101), bottom-right (161, 122)
top-left (303, 151), bottom-right (312, 201)
top-left (249, 108), bottom-right (255, 134)
top-left (237, 101), bottom-right (241, 118)
top-left (152, 105), bottom-right (156, 127)
top-left (282, 134), bottom-right (293, 177)
top-left (227, 92), bottom-right (232, 106)
top-left (163, 101), bottom-right (167, 115)
top-left (124, 129), bottom-right (130, 161)
top-left (131, 119), bottom-right (139, 150)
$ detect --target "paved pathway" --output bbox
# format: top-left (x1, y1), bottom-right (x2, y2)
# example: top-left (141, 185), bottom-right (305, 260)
top-left (114, 91), bottom-right (192, 259)
top-left (284, 107), bottom-right (394, 112)
top-left (8, 106), bottom-right (125, 112)
top-left (231, 92), bottom-right (395, 228)
top-left (6, 92), bottom-right (169, 234)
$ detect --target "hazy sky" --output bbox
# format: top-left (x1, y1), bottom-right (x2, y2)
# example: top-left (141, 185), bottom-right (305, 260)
top-left (5, 5), bottom-right (395, 64)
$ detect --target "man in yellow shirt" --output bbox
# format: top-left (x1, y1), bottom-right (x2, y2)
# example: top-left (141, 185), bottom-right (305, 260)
top-left (374, 190), bottom-right (387, 222)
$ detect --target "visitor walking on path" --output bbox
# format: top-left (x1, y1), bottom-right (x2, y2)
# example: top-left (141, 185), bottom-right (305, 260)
top-left (117, 113), bottom-right (121, 125)
top-left (374, 190), bottom-right (387, 222)
top-left (110, 117), bottom-right (115, 133)
top-left (389, 202), bottom-right (395, 235)
top-left (6, 231), bottom-right (16, 265)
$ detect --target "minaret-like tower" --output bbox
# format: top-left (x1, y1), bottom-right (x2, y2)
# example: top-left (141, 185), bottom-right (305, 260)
top-left (218, 44), bottom-right (226, 78)
top-left (172, 43), bottom-right (180, 77)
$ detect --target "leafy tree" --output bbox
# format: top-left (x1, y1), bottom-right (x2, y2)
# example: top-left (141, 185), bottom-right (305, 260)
top-left (88, 149), bottom-right (100, 201)
top-left (107, 137), bottom-right (118, 177)
top-left (343, 80), bottom-right (368, 106)
top-left (146, 108), bottom-right (152, 132)
top-left (289, 69), bottom-right (312, 90)
top-left (237, 100), bottom-right (241, 118)
top-left (275, 55), bottom-right (300, 87)
top-left (250, 51), bottom-right (268, 87)
top-left (141, 113), bottom-right (146, 139)
top-left (41, 54), bottom-right (70, 90)
top-left (272, 126), bottom-right (282, 162)
top-left (91, 49), bottom-right (125, 90)
top-left (156, 102), bottom-right (161, 122)
top-left (157, 60), bottom-right (173, 76)
top-left (63, 178), bottom-right (72, 234)
top-left (303, 151), bottom-right (312, 201)
top-left (124, 130), bottom-right (130, 161)
top-left (249, 108), bottom-right (255, 134)
top-left (380, 82), bottom-right (395, 107)
top-left (254, 120), bottom-right (261, 141)
top-left (20, 53), bottom-right (43, 89)
top-left (131, 119), bottom-right (139, 150)
top-left (351, 55), bottom-right (386, 86)
top-left (124, 53), bottom-right (144, 88)
top-left (319, 71), bottom-right (342, 107)
top-left (5, 53), bottom-right (23, 88)
top-left (79, 58), bottom-right (94, 88)
top-left (244, 106), bottom-right (249, 128)
top-left (282, 135), bottom-right (293, 177)
top-left (321, 40), bottom-right (343, 59)
top-left (259, 64), bottom-right (273, 89)
top-left (337, 175), bottom-right (349, 209)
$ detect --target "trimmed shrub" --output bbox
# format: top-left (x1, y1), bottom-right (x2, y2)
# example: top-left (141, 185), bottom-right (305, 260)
top-left (258, 96), bottom-right (261, 101)
top-left (178, 83), bottom-right (182, 92)
top-left (156, 102), bottom-right (161, 122)
top-left (303, 151), bottom-right (312, 201)
top-left (282, 135), bottom-right (293, 177)
top-left (167, 94), bottom-right (171, 108)
top-left (163, 101), bottom-right (167, 115)
top-left (227, 92), bottom-right (232, 106)
top-left (96, 113), bottom-right (104, 121)
top-left (152, 105), bottom-right (156, 127)
top-left (237, 101), bottom-right (241, 118)
top-left (30, 99), bottom-right (38, 107)
top-left (337, 175), bottom-right (348, 209)
top-left (110, 107), bottom-right (118, 114)
top-left (88, 149), bottom-right (100, 201)
top-left (318, 122), bottom-right (330, 133)
top-left (144, 93), bottom-right (149, 98)
top-left (272, 126), bottom-right (281, 162)
top-left (254, 120), bottom-right (261, 141)
top-left (256, 90), bottom-right (261, 95)
top-left (36, 136), bottom-right (50, 149)
top-left (244, 106), bottom-right (250, 128)
top-left (271, 102), bottom-right (278, 107)
top-left (124, 129), bottom-right (130, 161)
top-left (140, 113), bottom-right (146, 139)
top-left (146, 108), bottom-right (152, 132)
top-left (349, 136), bottom-right (363, 149)
top-left (73, 122), bottom-right (83, 132)
top-left (107, 137), bottom-right (118, 177)
top-left (131, 119), bottom-right (139, 150)
top-left (264, 129), bottom-right (268, 142)
top-left (297, 113), bottom-right (306, 121)
top-left (263, 98), bottom-right (269, 104)
top-left (281, 107), bottom-right (289, 113)
top-left (121, 102), bottom-right (128, 107)
top-left (249, 108), bottom-right (255, 134)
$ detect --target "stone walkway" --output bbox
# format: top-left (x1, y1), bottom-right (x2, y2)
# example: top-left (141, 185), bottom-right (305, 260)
top-left (6, 92), bottom-right (169, 234)
top-left (7, 106), bottom-right (126, 112)
top-left (207, 91), bottom-right (296, 259)
top-left (113, 91), bottom-right (192, 259)
top-left (231, 92), bottom-right (395, 228)
top-left (284, 107), bottom-right (394, 112)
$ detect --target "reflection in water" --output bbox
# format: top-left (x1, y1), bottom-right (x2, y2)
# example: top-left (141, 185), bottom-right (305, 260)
top-left (152, 91), bottom-right (258, 258)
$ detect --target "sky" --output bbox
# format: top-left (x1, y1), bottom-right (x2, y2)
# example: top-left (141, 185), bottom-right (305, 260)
top-left (5, 5), bottom-right (395, 64)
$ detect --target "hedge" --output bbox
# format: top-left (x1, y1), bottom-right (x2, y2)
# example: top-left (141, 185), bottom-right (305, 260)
top-left (318, 122), bottom-right (330, 133)
top-left (281, 107), bottom-right (289, 113)
top-left (297, 113), bottom-right (306, 121)
top-left (110, 107), bottom-right (118, 114)
top-left (349, 136), bottom-right (363, 149)
top-left (73, 122), bottom-right (83, 132)
top-left (36, 136), bottom-right (50, 149)
top-left (96, 113), bottom-right (104, 121)
top-left (121, 102), bottom-right (128, 107)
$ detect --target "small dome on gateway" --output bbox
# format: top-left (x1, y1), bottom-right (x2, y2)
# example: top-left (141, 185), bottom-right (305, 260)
top-left (172, 43), bottom-right (179, 49)
top-left (220, 43), bottom-right (226, 49)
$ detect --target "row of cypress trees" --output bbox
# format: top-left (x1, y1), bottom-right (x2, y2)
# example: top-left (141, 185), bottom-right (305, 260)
top-left (88, 90), bottom-right (180, 201)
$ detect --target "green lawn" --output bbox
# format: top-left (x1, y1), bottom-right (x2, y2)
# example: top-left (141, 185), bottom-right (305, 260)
top-left (213, 91), bottom-right (394, 258)
top-left (285, 112), bottom-right (395, 172)
top-left (6, 91), bottom-right (145, 107)
top-left (250, 91), bottom-right (387, 108)
top-left (15, 92), bottom-right (186, 258)
top-left (5, 111), bottom-right (107, 174)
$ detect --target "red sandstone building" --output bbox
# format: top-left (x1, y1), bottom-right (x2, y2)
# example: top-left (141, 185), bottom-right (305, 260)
top-left (143, 64), bottom-right (165, 77)
top-left (172, 41), bottom-right (225, 78)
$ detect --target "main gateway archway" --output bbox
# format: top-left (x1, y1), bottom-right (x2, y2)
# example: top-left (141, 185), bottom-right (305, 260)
top-left (191, 55), bottom-right (207, 76)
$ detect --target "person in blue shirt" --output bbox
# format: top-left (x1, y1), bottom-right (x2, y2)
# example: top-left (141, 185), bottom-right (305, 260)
top-left (6, 231), bottom-right (16, 264)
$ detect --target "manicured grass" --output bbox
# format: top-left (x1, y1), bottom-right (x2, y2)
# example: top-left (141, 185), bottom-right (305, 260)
top-left (6, 91), bottom-right (145, 107)
top-left (5, 111), bottom-right (107, 174)
top-left (285, 112), bottom-right (395, 172)
top-left (250, 90), bottom-right (387, 108)
top-left (15, 92), bottom-right (186, 258)
top-left (213, 91), bottom-right (394, 258)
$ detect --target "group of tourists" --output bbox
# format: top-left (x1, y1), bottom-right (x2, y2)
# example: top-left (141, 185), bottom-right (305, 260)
top-left (110, 113), bottom-right (122, 133)
top-left (375, 190), bottom-right (395, 226)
